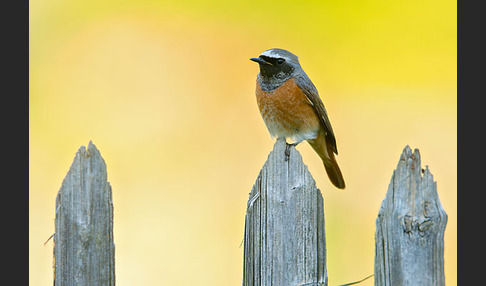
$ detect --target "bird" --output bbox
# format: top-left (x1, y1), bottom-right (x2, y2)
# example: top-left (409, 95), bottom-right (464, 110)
top-left (250, 48), bottom-right (345, 189)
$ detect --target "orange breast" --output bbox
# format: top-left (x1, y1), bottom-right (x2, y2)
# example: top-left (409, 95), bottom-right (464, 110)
top-left (256, 77), bottom-right (321, 142)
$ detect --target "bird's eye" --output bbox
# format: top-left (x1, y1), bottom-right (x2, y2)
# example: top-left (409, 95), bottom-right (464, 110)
top-left (276, 58), bottom-right (285, 65)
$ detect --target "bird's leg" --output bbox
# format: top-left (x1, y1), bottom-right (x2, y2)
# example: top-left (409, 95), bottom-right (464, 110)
top-left (285, 139), bottom-right (304, 160)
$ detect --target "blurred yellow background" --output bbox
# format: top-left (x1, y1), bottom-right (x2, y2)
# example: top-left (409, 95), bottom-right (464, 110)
top-left (30, 0), bottom-right (456, 285)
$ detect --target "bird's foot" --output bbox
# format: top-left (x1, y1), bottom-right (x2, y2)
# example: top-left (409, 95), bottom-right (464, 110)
top-left (285, 143), bottom-right (291, 160)
top-left (285, 142), bottom-right (299, 160)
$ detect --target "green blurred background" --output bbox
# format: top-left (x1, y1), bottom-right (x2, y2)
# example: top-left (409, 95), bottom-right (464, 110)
top-left (30, 0), bottom-right (456, 285)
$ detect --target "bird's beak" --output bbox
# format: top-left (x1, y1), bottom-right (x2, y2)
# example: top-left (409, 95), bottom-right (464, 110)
top-left (250, 57), bottom-right (273, 66)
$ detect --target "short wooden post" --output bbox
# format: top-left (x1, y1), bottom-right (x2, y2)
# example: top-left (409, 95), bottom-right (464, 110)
top-left (374, 146), bottom-right (447, 286)
top-left (54, 141), bottom-right (115, 286)
top-left (243, 138), bottom-right (327, 286)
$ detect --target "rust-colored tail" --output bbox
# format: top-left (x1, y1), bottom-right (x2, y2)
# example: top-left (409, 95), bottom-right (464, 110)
top-left (307, 130), bottom-right (345, 189)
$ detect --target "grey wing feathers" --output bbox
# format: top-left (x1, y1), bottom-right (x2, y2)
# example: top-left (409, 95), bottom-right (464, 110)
top-left (294, 74), bottom-right (338, 155)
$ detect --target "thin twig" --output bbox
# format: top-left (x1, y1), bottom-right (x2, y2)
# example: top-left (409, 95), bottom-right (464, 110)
top-left (337, 274), bottom-right (374, 286)
top-left (44, 233), bottom-right (54, 246)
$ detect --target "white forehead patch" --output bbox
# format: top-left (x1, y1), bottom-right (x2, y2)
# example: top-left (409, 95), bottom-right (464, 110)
top-left (260, 49), bottom-right (298, 63)
top-left (260, 49), bottom-right (281, 58)
top-left (261, 49), bottom-right (289, 59)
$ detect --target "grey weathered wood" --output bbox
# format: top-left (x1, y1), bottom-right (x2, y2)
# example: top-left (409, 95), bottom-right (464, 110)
top-left (243, 138), bottom-right (327, 286)
top-left (374, 146), bottom-right (447, 286)
top-left (54, 141), bottom-right (115, 286)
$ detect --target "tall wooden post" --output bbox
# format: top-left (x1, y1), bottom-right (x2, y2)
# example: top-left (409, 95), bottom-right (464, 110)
top-left (374, 145), bottom-right (447, 286)
top-left (54, 141), bottom-right (115, 285)
top-left (243, 138), bottom-right (327, 286)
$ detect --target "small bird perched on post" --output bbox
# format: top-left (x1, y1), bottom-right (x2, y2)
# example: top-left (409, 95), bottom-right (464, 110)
top-left (250, 48), bottom-right (345, 189)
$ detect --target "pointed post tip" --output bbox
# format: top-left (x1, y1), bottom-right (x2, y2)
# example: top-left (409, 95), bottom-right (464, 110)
top-left (87, 140), bottom-right (99, 153)
top-left (400, 145), bottom-right (421, 161)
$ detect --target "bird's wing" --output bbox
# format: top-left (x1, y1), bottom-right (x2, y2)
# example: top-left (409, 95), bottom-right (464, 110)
top-left (294, 74), bottom-right (338, 155)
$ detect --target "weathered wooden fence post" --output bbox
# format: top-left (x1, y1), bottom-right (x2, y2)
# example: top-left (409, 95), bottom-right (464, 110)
top-left (243, 138), bottom-right (327, 286)
top-left (54, 141), bottom-right (115, 286)
top-left (374, 146), bottom-right (447, 286)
